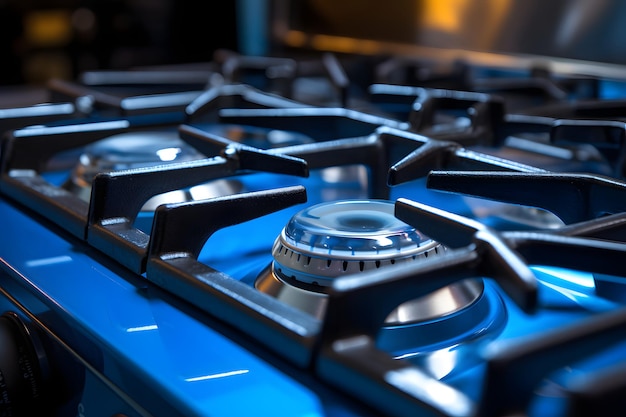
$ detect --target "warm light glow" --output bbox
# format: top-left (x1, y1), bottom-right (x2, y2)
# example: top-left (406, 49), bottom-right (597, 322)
top-left (475, 0), bottom-right (514, 48)
top-left (24, 10), bottom-right (73, 47)
top-left (421, 0), bottom-right (512, 48)
top-left (421, 0), bottom-right (469, 33)
top-left (311, 35), bottom-right (383, 55)
top-left (284, 30), bottom-right (308, 47)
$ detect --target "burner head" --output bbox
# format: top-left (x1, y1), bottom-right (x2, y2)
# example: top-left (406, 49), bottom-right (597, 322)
top-left (256, 199), bottom-right (483, 324)
top-left (255, 200), bottom-right (506, 379)
top-left (273, 199), bottom-right (442, 286)
top-left (63, 131), bottom-right (242, 210)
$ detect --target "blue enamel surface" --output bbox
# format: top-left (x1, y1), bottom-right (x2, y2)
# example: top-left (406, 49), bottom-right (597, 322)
top-left (0, 197), bottom-right (354, 417)
top-left (4, 160), bottom-right (626, 416)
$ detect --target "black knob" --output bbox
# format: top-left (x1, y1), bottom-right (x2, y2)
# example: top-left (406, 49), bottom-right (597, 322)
top-left (0, 312), bottom-right (47, 416)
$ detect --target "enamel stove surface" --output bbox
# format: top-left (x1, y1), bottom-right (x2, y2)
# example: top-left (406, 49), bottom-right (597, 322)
top-left (2, 51), bottom-right (626, 417)
top-left (0, 194), bottom-right (356, 417)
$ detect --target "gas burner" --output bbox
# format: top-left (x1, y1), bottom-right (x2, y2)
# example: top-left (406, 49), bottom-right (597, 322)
top-left (255, 200), bottom-right (506, 377)
top-left (62, 130), bottom-right (243, 211)
top-left (258, 199), bottom-right (444, 286)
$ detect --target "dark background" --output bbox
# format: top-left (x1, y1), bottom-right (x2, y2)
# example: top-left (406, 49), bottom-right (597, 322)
top-left (0, 0), bottom-right (239, 85)
top-left (5, 0), bottom-right (626, 87)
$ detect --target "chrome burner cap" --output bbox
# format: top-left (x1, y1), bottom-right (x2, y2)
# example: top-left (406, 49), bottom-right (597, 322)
top-left (76, 131), bottom-right (203, 174)
top-left (273, 199), bottom-right (442, 286)
top-left (256, 199), bottom-right (484, 324)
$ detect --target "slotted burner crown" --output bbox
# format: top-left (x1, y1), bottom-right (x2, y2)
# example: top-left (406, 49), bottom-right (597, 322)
top-left (273, 199), bottom-right (442, 286)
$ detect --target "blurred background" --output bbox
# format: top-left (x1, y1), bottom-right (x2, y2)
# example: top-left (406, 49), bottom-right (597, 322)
top-left (0, 0), bottom-right (239, 85)
top-left (3, 0), bottom-right (626, 86)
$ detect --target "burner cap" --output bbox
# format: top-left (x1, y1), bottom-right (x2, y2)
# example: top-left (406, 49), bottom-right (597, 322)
top-left (273, 199), bottom-right (442, 286)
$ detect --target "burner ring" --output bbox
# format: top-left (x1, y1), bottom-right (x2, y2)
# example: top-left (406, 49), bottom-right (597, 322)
top-left (272, 199), bottom-right (443, 287)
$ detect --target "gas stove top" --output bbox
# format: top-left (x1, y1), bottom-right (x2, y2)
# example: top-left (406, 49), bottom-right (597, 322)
top-left (1, 49), bottom-right (626, 417)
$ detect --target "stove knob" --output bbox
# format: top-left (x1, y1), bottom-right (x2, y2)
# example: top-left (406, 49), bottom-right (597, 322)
top-left (0, 312), bottom-right (47, 416)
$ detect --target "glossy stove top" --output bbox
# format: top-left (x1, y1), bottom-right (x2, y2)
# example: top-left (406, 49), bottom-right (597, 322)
top-left (1, 51), bottom-right (626, 417)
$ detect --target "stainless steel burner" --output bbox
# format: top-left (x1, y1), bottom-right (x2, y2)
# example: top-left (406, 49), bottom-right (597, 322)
top-left (62, 125), bottom-right (321, 211)
top-left (63, 131), bottom-right (243, 210)
top-left (255, 199), bottom-right (483, 324)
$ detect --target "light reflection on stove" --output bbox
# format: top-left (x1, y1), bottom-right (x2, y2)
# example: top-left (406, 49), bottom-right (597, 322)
top-left (385, 367), bottom-right (474, 416)
top-left (465, 198), bottom-right (565, 230)
top-left (24, 255), bottom-right (73, 267)
top-left (396, 346), bottom-right (458, 380)
top-left (381, 284), bottom-right (506, 381)
top-left (184, 369), bottom-right (250, 382)
top-left (125, 324), bottom-right (159, 333)
top-left (533, 266), bottom-right (595, 288)
top-left (532, 267), bottom-right (618, 313)
top-left (155, 147), bottom-right (183, 162)
top-left (320, 165), bottom-right (368, 184)
top-left (540, 280), bottom-right (618, 313)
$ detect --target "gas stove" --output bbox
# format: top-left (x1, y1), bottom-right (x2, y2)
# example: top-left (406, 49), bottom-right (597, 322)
top-left (2, 42), bottom-right (626, 417)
